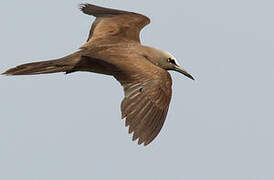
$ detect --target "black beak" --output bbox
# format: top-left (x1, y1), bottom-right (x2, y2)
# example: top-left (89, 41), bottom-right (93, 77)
top-left (174, 66), bottom-right (195, 80)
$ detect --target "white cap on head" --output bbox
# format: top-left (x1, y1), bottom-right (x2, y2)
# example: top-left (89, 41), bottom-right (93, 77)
top-left (162, 50), bottom-right (180, 66)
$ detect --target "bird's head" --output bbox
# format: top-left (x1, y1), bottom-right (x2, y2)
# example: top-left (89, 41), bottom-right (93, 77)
top-left (157, 50), bottom-right (194, 80)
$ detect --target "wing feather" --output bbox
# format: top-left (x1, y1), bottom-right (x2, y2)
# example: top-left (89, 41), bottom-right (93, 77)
top-left (117, 63), bottom-right (172, 146)
top-left (79, 3), bottom-right (150, 47)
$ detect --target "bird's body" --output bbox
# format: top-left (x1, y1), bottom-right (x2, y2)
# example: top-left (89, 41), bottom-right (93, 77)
top-left (3, 4), bottom-right (194, 145)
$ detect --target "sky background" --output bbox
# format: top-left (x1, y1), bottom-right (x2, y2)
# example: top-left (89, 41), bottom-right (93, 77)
top-left (1, 0), bottom-right (274, 179)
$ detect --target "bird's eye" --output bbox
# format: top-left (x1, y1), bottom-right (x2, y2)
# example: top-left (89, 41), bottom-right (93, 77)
top-left (167, 58), bottom-right (176, 65)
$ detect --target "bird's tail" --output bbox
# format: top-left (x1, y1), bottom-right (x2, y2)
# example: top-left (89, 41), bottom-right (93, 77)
top-left (2, 53), bottom-right (80, 76)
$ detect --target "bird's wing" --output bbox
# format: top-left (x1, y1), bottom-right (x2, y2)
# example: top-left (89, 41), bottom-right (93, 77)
top-left (115, 58), bottom-right (172, 146)
top-left (79, 4), bottom-right (150, 46)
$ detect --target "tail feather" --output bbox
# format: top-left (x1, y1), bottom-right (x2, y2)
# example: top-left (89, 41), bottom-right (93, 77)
top-left (2, 53), bottom-right (80, 76)
top-left (2, 60), bottom-right (72, 75)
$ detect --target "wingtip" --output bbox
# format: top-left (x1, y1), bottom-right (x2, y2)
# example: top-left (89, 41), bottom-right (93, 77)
top-left (137, 137), bottom-right (149, 146)
top-left (137, 138), bottom-right (143, 145)
top-left (78, 3), bottom-right (88, 12)
top-left (128, 128), bottom-right (151, 146)
top-left (78, 3), bottom-right (129, 17)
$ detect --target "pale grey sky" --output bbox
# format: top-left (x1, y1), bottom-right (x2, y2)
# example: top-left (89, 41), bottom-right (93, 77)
top-left (1, 0), bottom-right (274, 179)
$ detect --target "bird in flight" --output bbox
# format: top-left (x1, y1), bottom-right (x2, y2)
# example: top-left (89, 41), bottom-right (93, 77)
top-left (2, 3), bottom-right (194, 145)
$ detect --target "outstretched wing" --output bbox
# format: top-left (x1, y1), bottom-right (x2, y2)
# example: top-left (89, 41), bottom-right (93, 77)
top-left (115, 57), bottom-right (172, 146)
top-left (79, 4), bottom-right (150, 47)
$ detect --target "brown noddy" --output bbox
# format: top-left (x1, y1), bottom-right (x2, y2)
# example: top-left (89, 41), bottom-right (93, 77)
top-left (2, 3), bottom-right (194, 145)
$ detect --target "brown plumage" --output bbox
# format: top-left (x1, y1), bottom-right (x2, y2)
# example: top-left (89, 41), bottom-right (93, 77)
top-left (2, 4), bottom-right (194, 145)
